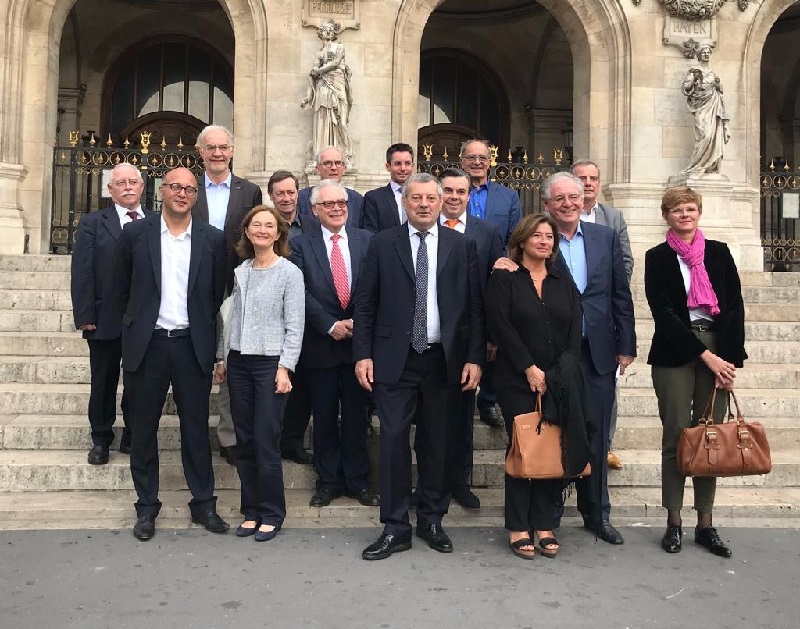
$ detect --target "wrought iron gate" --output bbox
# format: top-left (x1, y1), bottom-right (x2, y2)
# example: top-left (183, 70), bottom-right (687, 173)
top-left (761, 163), bottom-right (800, 272)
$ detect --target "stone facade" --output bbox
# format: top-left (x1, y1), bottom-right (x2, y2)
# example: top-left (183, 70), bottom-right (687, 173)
top-left (0, 0), bottom-right (798, 269)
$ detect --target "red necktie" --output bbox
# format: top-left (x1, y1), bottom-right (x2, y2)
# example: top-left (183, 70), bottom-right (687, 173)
top-left (330, 234), bottom-right (350, 310)
top-left (127, 211), bottom-right (140, 221)
top-left (445, 219), bottom-right (459, 229)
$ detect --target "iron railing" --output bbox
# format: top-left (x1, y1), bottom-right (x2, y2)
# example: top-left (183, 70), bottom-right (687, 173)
top-left (760, 164), bottom-right (800, 271)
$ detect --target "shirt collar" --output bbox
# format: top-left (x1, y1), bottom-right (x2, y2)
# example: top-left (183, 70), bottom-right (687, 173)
top-left (584, 203), bottom-right (599, 215)
top-left (439, 211), bottom-right (467, 226)
top-left (560, 220), bottom-right (583, 242)
top-left (321, 224), bottom-right (347, 241)
top-left (160, 215), bottom-right (192, 238)
top-left (390, 181), bottom-right (403, 194)
top-left (408, 222), bottom-right (438, 239)
top-left (115, 204), bottom-right (142, 217)
top-left (471, 182), bottom-right (489, 193)
top-left (204, 172), bottom-right (232, 188)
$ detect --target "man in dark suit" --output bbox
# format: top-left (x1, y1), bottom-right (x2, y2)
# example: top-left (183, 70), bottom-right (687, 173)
top-left (543, 171), bottom-right (636, 545)
top-left (113, 167), bottom-right (229, 541)
top-left (297, 146), bottom-right (364, 228)
top-left (71, 163), bottom-right (152, 464)
top-left (290, 180), bottom-right (379, 508)
top-left (460, 139), bottom-right (521, 429)
top-left (354, 173), bottom-right (485, 560)
top-left (362, 143), bottom-right (414, 233)
top-left (191, 124), bottom-right (263, 467)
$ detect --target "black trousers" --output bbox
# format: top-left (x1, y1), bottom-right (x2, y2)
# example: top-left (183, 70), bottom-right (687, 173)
top-left (496, 383), bottom-right (562, 532)
top-left (306, 364), bottom-right (370, 493)
top-left (124, 335), bottom-right (216, 518)
top-left (227, 351), bottom-right (288, 526)
top-left (280, 362), bottom-right (312, 454)
top-left (575, 341), bottom-right (616, 524)
top-left (87, 337), bottom-right (131, 448)
top-left (374, 345), bottom-right (459, 537)
top-left (476, 361), bottom-right (497, 411)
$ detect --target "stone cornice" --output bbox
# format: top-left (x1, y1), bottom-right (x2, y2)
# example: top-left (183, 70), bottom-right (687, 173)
top-left (429, 3), bottom-right (545, 27)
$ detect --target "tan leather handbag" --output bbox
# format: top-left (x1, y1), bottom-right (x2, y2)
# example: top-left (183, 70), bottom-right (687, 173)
top-left (505, 396), bottom-right (591, 480)
top-left (677, 389), bottom-right (772, 478)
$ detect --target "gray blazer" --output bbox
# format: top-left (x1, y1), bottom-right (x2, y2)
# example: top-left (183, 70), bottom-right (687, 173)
top-left (595, 203), bottom-right (633, 283)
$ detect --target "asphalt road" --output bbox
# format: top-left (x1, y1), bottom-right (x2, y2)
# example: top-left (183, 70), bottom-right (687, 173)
top-left (1, 525), bottom-right (797, 628)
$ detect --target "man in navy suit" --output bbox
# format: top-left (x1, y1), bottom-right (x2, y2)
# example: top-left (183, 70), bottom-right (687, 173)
top-left (460, 139), bottom-right (521, 429)
top-left (290, 180), bottom-right (379, 509)
top-left (362, 143), bottom-right (415, 233)
top-left (354, 173), bottom-right (485, 560)
top-left (71, 163), bottom-right (152, 465)
top-left (113, 167), bottom-right (229, 541)
top-left (543, 171), bottom-right (636, 545)
top-left (297, 146), bottom-right (364, 228)
top-left (191, 125), bottom-right (263, 467)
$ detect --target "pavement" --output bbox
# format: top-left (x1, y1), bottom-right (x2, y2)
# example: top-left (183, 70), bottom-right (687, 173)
top-left (1, 524), bottom-right (798, 628)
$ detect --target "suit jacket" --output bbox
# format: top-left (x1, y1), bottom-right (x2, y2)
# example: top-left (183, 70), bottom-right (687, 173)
top-left (363, 183), bottom-right (401, 233)
top-left (191, 173), bottom-right (263, 293)
top-left (353, 225), bottom-right (485, 386)
top-left (595, 203), bottom-right (633, 283)
top-left (298, 186), bottom-right (364, 229)
top-left (289, 224), bottom-right (372, 369)
top-left (462, 214), bottom-right (504, 292)
top-left (553, 221), bottom-right (636, 375)
top-left (111, 214), bottom-right (226, 374)
top-left (645, 239), bottom-right (747, 368)
top-left (479, 181), bottom-right (521, 252)
top-left (71, 206), bottom-right (155, 340)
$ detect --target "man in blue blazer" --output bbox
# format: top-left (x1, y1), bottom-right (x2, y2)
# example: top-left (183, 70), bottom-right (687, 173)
top-left (290, 180), bottom-right (379, 509)
top-left (297, 146), bottom-right (364, 229)
top-left (354, 173), bottom-right (485, 560)
top-left (362, 142), bottom-right (415, 233)
top-left (71, 163), bottom-right (154, 465)
top-left (112, 167), bottom-right (229, 541)
top-left (543, 171), bottom-right (636, 545)
top-left (460, 139), bottom-right (522, 428)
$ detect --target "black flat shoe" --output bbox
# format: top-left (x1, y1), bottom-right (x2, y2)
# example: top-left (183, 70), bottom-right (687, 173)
top-left (282, 448), bottom-right (313, 465)
top-left (478, 406), bottom-right (504, 428)
top-left (219, 445), bottom-right (237, 466)
top-left (254, 524), bottom-right (280, 542)
top-left (236, 519), bottom-right (261, 537)
top-left (661, 525), bottom-right (683, 553)
top-left (133, 514), bottom-right (156, 541)
top-left (416, 523), bottom-right (453, 553)
top-left (695, 526), bottom-right (732, 558)
top-left (362, 532), bottom-right (412, 560)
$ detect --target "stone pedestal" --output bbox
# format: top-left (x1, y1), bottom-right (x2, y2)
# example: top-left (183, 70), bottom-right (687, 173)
top-left (0, 163), bottom-right (28, 255)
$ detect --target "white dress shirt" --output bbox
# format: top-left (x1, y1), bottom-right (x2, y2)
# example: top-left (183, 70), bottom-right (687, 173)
top-left (115, 204), bottom-right (144, 228)
top-left (439, 210), bottom-right (467, 234)
top-left (156, 216), bottom-right (192, 330)
top-left (581, 203), bottom-right (598, 223)
top-left (205, 172), bottom-right (232, 231)
top-left (408, 222), bottom-right (441, 344)
top-left (391, 180), bottom-right (406, 224)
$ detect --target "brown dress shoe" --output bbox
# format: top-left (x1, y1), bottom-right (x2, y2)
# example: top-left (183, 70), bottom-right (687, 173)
top-left (607, 451), bottom-right (623, 470)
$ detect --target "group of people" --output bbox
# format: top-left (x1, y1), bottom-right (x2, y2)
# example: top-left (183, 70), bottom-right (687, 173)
top-left (70, 126), bottom-right (746, 560)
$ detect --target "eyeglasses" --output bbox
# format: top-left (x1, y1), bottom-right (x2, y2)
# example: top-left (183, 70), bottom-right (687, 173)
top-left (462, 155), bottom-right (489, 163)
top-left (201, 144), bottom-right (231, 153)
top-left (162, 183), bottom-right (198, 196)
top-left (549, 194), bottom-right (582, 206)
top-left (315, 199), bottom-right (348, 209)
top-left (320, 160), bottom-right (345, 169)
top-left (112, 179), bottom-right (142, 188)
top-left (667, 207), bottom-right (699, 215)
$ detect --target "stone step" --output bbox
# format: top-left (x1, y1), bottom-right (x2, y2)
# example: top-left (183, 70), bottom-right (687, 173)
top-left (0, 271), bottom-right (72, 290)
top-left (0, 290), bottom-right (73, 311)
top-left (0, 311), bottom-right (75, 333)
top-left (617, 388), bottom-right (800, 417)
top-left (632, 340), bottom-right (800, 364)
top-left (0, 255), bottom-right (71, 272)
top-left (632, 301), bottom-right (800, 322)
top-left (635, 321), bottom-right (800, 342)
top-left (0, 486), bottom-right (796, 530)
top-left (631, 285), bottom-right (800, 304)
top-left (620, 363), bottom-right (800, 390)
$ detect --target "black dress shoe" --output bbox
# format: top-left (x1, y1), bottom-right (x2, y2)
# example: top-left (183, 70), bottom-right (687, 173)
top-left (118, 442), bottom-right (131, 455)
top-left (309, 487), bottom-right (341, 507)
top-left (416, 523), bottom-right (453, 553)
top-left (452, 486), bottom-right (481, 509)
top-left (594, 522), bottom-right (625, 545)
top-left (361, 532), bottom-right (412, 560)
top-left (191, 509), bottom-right (230, 533)
top-left (219, 445), bottom-right (236, 466)
top-left (281, 448), bottom-right (314, 465)
top-left (87, 445), bottom-right (109, 465)
top-left (409, 491), bottom-right (420, 509)
top-left (133, 514), bottom-right (156, 541)
top-left (661, 524), bottom-right (683, 553)
top-left (695, 526), bottom-right (732, 558)
top-left (348, 488), bottom-right (380, 507)
top-left (478, 406), bottom-right (504, 428)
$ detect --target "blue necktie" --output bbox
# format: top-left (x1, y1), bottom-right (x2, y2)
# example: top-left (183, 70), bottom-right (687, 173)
top-left (412, 231), bottom-right (429, 353)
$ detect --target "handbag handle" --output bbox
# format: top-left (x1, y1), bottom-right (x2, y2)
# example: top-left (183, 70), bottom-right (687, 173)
top-left (699, 387), bottom-right (718, 427)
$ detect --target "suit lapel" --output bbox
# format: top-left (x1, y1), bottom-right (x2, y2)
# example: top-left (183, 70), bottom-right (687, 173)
top-left (224, 177), bottom-right (243, 228)
top-left (384, 185), bottom-right (400, 227)
top-left (582, 224), bottom-right (600, 285)
top-left (187, 221), bottom-right (205, 297)
top-left (349, 230), bottom-right (363, 292)
top-left (395, 229), bottom-right (415, 281)
top-left (102, 207), bottom-right (122, 241)
top-left (146, 217), bottom-right (162, 294)
top-left (484, 182), bottom-right (497, 220)
top-left (193, 176), bottom-right (210, 223)
top-left (311, 229), bottom-right (337, 294)
top-left (437, 227), bottom-right (454, 278)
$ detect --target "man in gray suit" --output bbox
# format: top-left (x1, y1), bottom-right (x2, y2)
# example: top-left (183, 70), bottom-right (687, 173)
top-left (571, 159), bottom-right (632, 471)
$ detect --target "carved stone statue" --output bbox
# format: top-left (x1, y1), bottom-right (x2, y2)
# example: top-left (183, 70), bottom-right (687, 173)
top-left (300, 20), bottom-right (353, 161)
top-left (681, 44), bottom-right (730, 175)
top-left (658, 0), bottom-right (748, 20)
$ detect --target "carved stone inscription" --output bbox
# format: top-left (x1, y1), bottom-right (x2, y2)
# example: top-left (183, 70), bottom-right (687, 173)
top-left (303, 0), bottom-right (360, 30)
top-left (663, 16), bottom-right (716, 49)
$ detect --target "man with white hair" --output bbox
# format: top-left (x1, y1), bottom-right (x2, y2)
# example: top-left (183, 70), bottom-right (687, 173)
top-left (71, 162), bottom-right (153, 464)
top-left (297, 146), bottom-right (364, 228)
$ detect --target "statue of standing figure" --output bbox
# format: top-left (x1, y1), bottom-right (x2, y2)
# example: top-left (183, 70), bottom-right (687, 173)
top-left (681, 44), bottom-right (730, 175)
top-left (301, 20), bottom-right (354, 161)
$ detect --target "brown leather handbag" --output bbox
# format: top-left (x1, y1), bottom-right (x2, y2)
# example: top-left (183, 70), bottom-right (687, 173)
top-left (677, 389), bottom-right (772, 478)
top-left (505, 396), bottom-right (591, 480)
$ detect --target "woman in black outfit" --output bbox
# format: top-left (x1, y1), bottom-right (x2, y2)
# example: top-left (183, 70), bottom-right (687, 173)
top-left (486, 214), bottom-right (583, 560)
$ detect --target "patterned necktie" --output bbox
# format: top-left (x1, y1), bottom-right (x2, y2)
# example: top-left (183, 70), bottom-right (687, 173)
top-left (127, 211), bottom-right (140, 221)
top-left (445, 219), bottom-right (459, 229)
top-left (412, 231), bottom-right (429, 354)
top-left (330, 234), bottom-right (350, 310)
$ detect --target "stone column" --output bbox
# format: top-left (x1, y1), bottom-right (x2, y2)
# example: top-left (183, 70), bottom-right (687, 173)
top-left (0, 163), bottom-right (28, 254)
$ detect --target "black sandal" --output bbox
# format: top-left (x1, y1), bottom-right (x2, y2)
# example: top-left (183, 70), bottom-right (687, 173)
top-left (537, 536), bottom-right (559, 559)
top-left (509, 537), bottom-right (536, 560)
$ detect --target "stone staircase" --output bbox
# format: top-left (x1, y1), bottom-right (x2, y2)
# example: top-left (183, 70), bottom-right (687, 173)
top-left (0, 255), bottom-right (798, 530)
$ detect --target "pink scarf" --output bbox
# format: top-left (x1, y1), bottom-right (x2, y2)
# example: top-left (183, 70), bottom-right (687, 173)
top-left (666, 228), bottom-right (720, 316)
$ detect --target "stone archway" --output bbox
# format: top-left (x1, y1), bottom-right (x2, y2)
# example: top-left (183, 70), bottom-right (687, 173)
top-left (0, 0), bottom-right (267, 254)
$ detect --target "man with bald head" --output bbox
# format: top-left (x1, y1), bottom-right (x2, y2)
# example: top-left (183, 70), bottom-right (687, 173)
top-left (71, 163), bottom-right (153, 465)
top-left (297, 146), bottom-right (364, 228)
top-left (113, 167), bottom-right (229, 541)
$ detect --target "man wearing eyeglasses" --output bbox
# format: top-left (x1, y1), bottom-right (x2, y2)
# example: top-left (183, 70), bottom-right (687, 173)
top-left (192, 125), bottom-right (262, 467)
top-left (297, 146), bottom-right (364, 228)
top-left (363, 143), bottom-right (415, 233)
top-left (71, 163), bottom-right (154, 465)
top-left (460, 139), bottom-right (521, 430)
top-left (113, 167), bottom-right (229, 541)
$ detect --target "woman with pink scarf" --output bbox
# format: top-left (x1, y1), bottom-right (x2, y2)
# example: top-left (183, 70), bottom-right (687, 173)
top-left (645, 186), bottom-right (746, 558)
